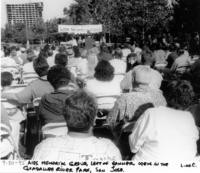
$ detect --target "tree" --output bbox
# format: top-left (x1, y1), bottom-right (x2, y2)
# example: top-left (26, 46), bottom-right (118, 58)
top-left (1, 23), bottom-right (33, 43)
top-left (31, 18), bottom-right (46, 41)
top-left (172, 0), bottom-right (200, 35)
top-left (63, 0), bottom-right (92, 24)
top-left (64, 0), bottom-right (172, 41)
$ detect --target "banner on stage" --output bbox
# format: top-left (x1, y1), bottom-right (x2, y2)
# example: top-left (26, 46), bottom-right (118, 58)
top-left (58, 25), bottom-right (103, 34)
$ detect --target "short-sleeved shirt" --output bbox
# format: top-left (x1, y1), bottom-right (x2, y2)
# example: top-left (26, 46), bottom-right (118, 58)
top-left (129, 107), bottom-right (199, 162)
top-left (32, 135), bottom-right (122, 161)
top-left (39, 87), bottom-right (77, 124)
top-left (107, 86), bottom-right (167, 128)
top-left (3, 78), bottom-right (54, 104)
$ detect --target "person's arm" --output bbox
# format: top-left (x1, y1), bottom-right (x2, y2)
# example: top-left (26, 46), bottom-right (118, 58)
top-left (120, 70), bottom-right (133, 91)
top-left (2, 85), bottom-right (33, 104)
top-left (107, 97), bottom-right (126, 130)
top-left (129, 109), bottom-right (153, 154)
top-left (170, 61), bottom-right (178, 72)
top-left (1, 104), bottom-right (12, 130)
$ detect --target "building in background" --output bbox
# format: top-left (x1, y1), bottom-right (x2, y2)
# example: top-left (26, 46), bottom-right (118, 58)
top-left (1, 0), bottom-right (75, 28)
top-left (6, 1), bottom-right (43, 27)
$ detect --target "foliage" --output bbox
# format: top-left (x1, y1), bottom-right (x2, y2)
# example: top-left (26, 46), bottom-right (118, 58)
top-left (31, 18), bottom-right (46, 40)
top-left (63, 0), bottom-right (173, 39)
top-left (172, 0), bottom-right (200, 34)
top-left (1, 18), bottom-right (60, 43)
top-left (1, 23), bottom-right (34, 43)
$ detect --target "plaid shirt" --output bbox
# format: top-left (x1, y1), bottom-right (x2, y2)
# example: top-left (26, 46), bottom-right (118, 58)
top-left (107, 86), bottom-right (167, 129)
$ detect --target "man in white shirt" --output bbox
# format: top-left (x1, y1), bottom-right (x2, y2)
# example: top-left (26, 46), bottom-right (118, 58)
top-left (109, 48), bottom-right (126, 74)
top-left (129, 106), bottom-right (199, 162)
top-left (120, 49), bottom-right (163, 91)
top-left (171, 49), bottom-right (191, 73)
top-left (23, 49), bottom-right (37, 74)
top-left (121, 44), bottom-right (131, 61)
top-left (9, 46), bottom-right (23, 65)
top-left (32, 90), bottom-right (121, 161)
top-left (129, 80), bottom-right (199, 162)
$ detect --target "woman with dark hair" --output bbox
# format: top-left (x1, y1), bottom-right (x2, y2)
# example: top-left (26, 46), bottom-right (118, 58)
top-left (164, 80), bottom-right (195, 110)
top-left (126, 53), bottom-right (139, 72)
top-left (68, 46), bottom-right (88, 76)
top-left (97, 44), bottom-right (113, 61)
top-left (85, 60), bottom-right (124, 109)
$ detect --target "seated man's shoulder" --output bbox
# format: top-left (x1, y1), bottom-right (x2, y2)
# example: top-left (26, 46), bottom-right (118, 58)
top-left (34, 137), bottom-right (65, 151)
top-left (91, 137), bottom-right (120, 152)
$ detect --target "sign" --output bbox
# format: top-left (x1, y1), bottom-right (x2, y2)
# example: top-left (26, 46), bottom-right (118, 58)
top-left (58, 24), bottom-right (103, 34)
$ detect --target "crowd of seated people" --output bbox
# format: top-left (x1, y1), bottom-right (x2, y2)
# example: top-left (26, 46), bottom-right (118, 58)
top-left (1, 38), bottom-right (200, 163)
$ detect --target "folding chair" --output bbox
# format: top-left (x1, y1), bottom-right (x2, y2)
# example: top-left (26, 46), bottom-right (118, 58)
top-left (175, 65), bottom-right (191, 75)
top-left (93, 95), bottom-right (119, 140)
top-left (32, 97), bottom-right (43, 142)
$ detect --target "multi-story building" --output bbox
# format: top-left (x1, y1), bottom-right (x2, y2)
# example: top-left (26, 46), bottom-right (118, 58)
top-left (6, 1), bottom-right (43, 27)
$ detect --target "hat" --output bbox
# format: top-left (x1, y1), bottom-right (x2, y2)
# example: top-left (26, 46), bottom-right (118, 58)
top-left (133, 66), bottom-right (151, 85)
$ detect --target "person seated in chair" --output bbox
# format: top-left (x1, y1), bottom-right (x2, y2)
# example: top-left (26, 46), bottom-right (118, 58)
top-left (107, 65), bottom-right (166, 131)
top-left (0, 104), bottom-right (15, 159)
top-left (85, 60), bottom-right (123, 110)
top-left (2, 54), bottom-right (54, 104)
top-left (32, 90), bottom-right (121, 161)
top-left (129, 80), bottom-right (199, 162)
top-left (39, 65), bottom-right (78, 137)
top-left (120, 49), bottom-right (163, 92)
top-left (1, 72), bottom-right (26, 151)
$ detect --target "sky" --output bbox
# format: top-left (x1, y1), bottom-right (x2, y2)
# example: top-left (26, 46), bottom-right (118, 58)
top-left (1, 0), bottom-right (75, 27)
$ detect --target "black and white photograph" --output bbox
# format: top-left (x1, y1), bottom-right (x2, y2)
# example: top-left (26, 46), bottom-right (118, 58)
top-left (0, 0), bottom-right (200, 172)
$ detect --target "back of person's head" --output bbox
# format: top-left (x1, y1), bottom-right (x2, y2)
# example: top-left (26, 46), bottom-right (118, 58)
top-left (33, 54), bottom-right (49, 77)
top-left (127, 53), bottom-right (138, 63)
top-left (58, 45), bottom-right (67, 54)
top-left (94, 60), bottom-right (114, 81)
top-left (169, 43), bottom-right (176, 52)
top-left (55, 53), bottom-right (68, 67)
top-left (63, 90), bottom-right (97, 132)
top-left (141, 49), bottom-right (155, 66)
top-left (9, 46), bottom-right (17, 56)
top-left (100, 44), bottom-right (109, 53)
top-left (43, 44), bottom-right (50, 52)
top-left (114, 48), bottom-right (123, 59)
top-left (165, 80), bottom-right (195, 110)
top-left (124, 43), bottom-right (130, 49)
top-left (73, 46), bottom-right (81, 57)
top-left (177, 48), bottom-right (185, 56)
top-left (47, 50), bottom-right (53, 57)
top-left (1, 72), bottom-right (13, 87)
top-left (132, 66), bottom-right (152, 86)
top-left (26, 48), bottom-right (36, 62)
top-left (51, 45), bottom-right (56, 51)
top-left (126, 53), bottom-right (138, 72)
top-left (47, 65), bottom-right (71, 90)
top-left (10, 46), bottom-right (17, 52)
